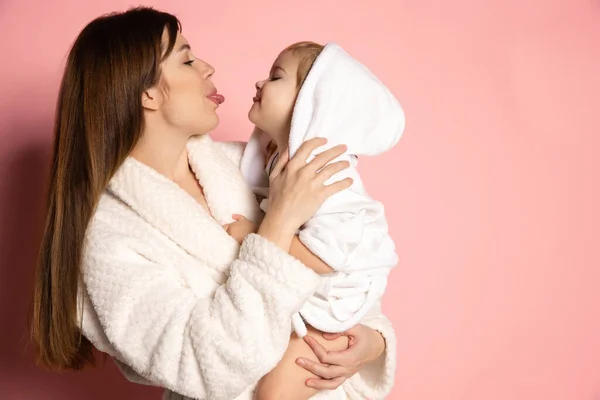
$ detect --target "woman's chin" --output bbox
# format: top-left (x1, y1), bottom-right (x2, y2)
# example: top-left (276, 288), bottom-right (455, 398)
top-left (195, 114), bottom-right (219, 135)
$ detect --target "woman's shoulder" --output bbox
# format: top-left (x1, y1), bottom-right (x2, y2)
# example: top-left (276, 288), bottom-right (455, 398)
top-left (211, 139), bottom-right (247, 168)
top-left (186, 134), bottom-right (247, 168)
top-left (84, 192), bottom-right (147, 256)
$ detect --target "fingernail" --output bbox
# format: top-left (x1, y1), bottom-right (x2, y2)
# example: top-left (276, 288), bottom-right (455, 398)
top-left (306, 381), bottom-right (315, 388)
top-left (296, 359), bottom-right (305, 366)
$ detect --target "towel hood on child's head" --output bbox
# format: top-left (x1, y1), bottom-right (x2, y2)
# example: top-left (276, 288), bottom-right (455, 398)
top-left (240, 43), bottom-right (405, 190)
top-left (288, 42), bottom-right (405, 158)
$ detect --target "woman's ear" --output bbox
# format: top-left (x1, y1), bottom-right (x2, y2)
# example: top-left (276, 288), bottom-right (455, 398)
top-left (142, 86), bottom-right (164, 111)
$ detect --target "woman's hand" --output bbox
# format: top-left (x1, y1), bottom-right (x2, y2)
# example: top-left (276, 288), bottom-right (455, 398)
top-left (257, 138), bottom-right (352, 249)
top-left (296, 324), bottom-right (386, 390)
top-left (265, 138), bottom-right (352, 232)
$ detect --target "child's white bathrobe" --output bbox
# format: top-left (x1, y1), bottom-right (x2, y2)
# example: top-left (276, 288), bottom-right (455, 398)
top-left (240, 43), bottom-right (405, 337)
top-left (78, 135), bottom-right (396, 400)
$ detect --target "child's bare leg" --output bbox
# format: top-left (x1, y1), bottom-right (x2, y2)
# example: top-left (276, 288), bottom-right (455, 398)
top-left (254, 325), bottom-right (349, 400)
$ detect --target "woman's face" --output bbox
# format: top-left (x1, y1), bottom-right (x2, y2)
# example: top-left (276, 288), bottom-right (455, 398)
top-left (144, 31), bottom-right (224, 137)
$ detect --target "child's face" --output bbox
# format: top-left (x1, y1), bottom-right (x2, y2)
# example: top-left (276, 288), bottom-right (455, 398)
top-left (248, 51), bottom-right (300, 144)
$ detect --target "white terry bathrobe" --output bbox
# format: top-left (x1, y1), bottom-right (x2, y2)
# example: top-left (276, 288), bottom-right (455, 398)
top-left (240, 43), bottom-right (405, 337)
top-left (78, 134), bottom-right (397, 400)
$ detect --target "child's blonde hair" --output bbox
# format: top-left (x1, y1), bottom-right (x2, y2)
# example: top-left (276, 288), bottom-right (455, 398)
top-left (282, 41), bottom-right (324, 87)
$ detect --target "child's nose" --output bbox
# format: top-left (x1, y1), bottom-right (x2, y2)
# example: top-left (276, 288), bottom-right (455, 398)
top-left (255, 80), bottom-right (264, 90)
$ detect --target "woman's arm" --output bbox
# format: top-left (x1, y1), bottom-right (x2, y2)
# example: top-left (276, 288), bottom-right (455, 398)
top-left (217, 136), bottom-right (335, 274)
top-left (82, 230), bottom-right (320, 400)
top-left (224, 215), bottom-right (333, 275)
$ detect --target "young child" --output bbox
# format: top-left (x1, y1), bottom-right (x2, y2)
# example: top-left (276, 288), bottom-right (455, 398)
top-left (225, 41), bottom-right (405, 399)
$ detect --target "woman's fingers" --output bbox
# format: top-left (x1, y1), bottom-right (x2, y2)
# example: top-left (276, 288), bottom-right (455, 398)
top-left (305, 144), bottom-right (348, 173)
top-left (306, 377), bottom-right (346, 390)
top-left (269, 148), bottom-right (289, 180)
top-left (303, 335), bottom-right (349, 366)
top-left (264, 138), bottom-right (351, 232)
top-left (321, 178), bottom-right (354, 199)
top-left (296, 358), bottom-right (348, 379)
top-left (316, 160), bottom-right (350, 184)
top-left (322, 332), bottom-right (347, 341)
top-left (288, 137), bottom-right (328, 170)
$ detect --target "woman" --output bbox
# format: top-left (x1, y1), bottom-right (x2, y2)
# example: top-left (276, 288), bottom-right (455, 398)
top-left (31, 7), bottom-right (396, 400)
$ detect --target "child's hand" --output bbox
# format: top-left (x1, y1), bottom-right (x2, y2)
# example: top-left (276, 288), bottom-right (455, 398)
top-left (223, 214), bottom-right (258, 244)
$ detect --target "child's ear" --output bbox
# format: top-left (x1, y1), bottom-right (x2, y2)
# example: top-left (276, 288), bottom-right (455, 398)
top-left (141, 86), bottom-right (164, 111)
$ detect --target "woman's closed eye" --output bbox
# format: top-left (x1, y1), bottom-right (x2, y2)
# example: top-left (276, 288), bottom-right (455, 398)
top-left (184, 59), bottom-right (195, 66)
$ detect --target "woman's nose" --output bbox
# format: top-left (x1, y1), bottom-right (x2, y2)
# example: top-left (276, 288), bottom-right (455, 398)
top-left (205, 62), bottom-right (215, 79)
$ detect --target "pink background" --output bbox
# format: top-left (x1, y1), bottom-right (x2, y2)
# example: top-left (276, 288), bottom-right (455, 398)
top-left (1, 0), bottom-right (599, 399)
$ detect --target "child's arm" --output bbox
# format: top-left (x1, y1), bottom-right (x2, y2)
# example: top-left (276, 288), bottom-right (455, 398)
top-left (224, 215), bottom-right (334, 275)
top-left (290, 236), bottom-right (333, 274)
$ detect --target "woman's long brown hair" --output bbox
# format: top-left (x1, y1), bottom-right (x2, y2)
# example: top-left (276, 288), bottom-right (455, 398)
top-left (31, 7), bottom-right (180, 370)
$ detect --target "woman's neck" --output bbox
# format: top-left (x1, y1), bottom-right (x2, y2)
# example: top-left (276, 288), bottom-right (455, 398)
top-left (130, 125), bottom-right (192, 182)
